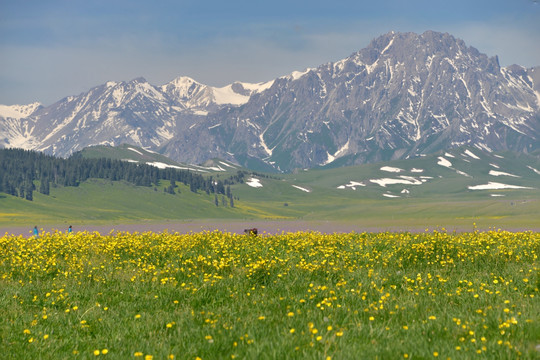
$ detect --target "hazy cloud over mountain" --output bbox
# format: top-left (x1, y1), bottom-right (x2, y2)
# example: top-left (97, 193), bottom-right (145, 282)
top-left (1, 0), bottom-right (539, 105)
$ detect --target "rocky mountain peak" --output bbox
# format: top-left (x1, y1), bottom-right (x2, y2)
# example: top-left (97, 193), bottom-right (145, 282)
top-left (1, 31), bottom-right (538, 172)
top-left (161, 76), bottom-right (212, 106)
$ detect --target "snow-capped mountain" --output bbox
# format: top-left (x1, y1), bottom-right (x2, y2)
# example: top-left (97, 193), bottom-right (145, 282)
top-left (0, 102), bottom-right (43, 148)
top-left (1, 31), bottom-right (539, 172)
top-left (0, 76), bottom-right (273, 158)
top-left (194, 31), bottom-right (539, 171)
top-left (160, 76), bottom-right (274, 113)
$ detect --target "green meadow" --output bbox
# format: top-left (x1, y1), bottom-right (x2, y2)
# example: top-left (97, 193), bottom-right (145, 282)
top-left (1, 147), bottom-right (539, 359)
top-left (1, 147), bottom-right (539, 230)
top-left (1, 230), bottom-right (538, 359)
top-left (1, 176), bottom-right (539, 230)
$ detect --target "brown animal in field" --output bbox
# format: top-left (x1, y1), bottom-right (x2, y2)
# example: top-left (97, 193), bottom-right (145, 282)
top-left (244, 228), bottom-right (258, 236)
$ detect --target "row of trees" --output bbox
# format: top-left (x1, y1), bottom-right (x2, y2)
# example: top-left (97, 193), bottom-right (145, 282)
top-left (0, 148), bottom-right (246, 202)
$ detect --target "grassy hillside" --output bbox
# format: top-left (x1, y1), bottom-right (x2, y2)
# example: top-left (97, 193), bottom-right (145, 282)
top-left (0, 180), bottom-right (238, 225)
top-left (76, 144), bottom-right (245, 174)
top-left (1, 146), bottom-right (539, 229)
top-left (229, 147), bottom-right (540, 229)
top-left (76, 144), bottom-right (176, 163)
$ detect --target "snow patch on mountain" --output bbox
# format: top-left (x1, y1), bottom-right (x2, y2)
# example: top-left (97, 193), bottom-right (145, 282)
top-left (381, 37), bottom-right (395, 55)
top-left (534, 90), bottom-right (540, 107)
top-left (146, 161), bottom-right (185, 170)
top-left (161, 76), bottom-right (273, 109)
top-left (468, 182), bottom-right (534, 190)
top-left (292, 185), bottom-right (311, 193)
top-left (370, 176), bottom-right (423, 187)
top-left (0, 103), bottom-right (41, 119)
top-left (204, 165), bottom-right (226, 172)
top-left (288, 69), bottom-right (313, 81)
top-left (334, 139), bottom-right (350, 158)
top-left (464, 150), bottom-right (480, 159)
top-left (323, 140), bottom-right (350, 165)
top-left (219, 161), bottom-right (238, 169)
top-left (212, 84), bottom-right (251, 105)
top-left (437, 157), bottom-right (452, 168)
top-left (246, 177), bottom-right (263, 188)
top-left (127, 147), bottom-right (143, 155)
top-left (337, 181), bottom-right (366, 190)
top-left (259, 132), bottom-right (274, 157)
top-left (321, 140), bottom-right (349, 166)
top-left (240, 80), bottom-right (275, 93)
top-left (489, 170), bottom-right (520, 177)
top-left (456, 170), bottom-right (471, 177)
top-left (380, 166), bottom-right (403, 173)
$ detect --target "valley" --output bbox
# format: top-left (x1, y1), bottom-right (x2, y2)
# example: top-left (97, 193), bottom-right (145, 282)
top-left (1, 145), bottom-right (539, 233)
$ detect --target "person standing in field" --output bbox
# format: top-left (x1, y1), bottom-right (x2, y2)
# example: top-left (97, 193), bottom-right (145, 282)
top-left (33, 226), bottom-right (39, 237)
top-left (68, 225), bottom-right (72, 233)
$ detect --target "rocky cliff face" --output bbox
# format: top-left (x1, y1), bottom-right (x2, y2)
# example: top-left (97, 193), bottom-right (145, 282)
top-left (1, 31), bottom-right (539, 172)
top-left (197, 31), bottom-right (539, 171)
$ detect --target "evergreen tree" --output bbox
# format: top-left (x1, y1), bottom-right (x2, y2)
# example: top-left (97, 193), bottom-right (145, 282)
top-left (25, 182), bottom-right (33, 201)
top-left (165, 180), bottom-right (175, 194)
top-left (0, 148), bottom-right (241, 201)
top-left (216, 180), bottom-right (225, 194)
top-left (141, 174), bottom-right (151, 187)
top-left (39, 178), bottom-right (50, 195)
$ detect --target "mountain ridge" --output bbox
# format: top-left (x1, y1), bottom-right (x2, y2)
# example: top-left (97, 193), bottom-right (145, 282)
top-left (1, 31), bottom-right (539, 172)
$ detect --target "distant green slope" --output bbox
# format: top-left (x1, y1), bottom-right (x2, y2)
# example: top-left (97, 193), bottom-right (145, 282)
top-left (0, 179), bottom-right (255, 226)
top-left (1, 146), bottom-right (539, 229)
top-left (286, 147), bottom-right (540, 200)
top-left (228, 147), bottom-right (540, 228)
top-left (76, 144), bottom-right (244, 175)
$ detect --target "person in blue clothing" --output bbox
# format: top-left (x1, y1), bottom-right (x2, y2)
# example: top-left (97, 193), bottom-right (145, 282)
top-left (68, 225), bottom-right (73, 233)
top-left (33, 225), bottom-right (39, 237)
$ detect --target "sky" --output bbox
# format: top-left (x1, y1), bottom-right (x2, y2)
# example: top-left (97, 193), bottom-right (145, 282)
top-left (1, 0), bottom-right (539, 106)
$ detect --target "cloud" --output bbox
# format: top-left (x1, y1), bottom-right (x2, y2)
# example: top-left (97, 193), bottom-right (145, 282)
top-left (449, 22), bottom-right (540, 67)
top-left (0, 22), bottom-right (380, 105)
top-left (1, 1), bottom-right (539, 105)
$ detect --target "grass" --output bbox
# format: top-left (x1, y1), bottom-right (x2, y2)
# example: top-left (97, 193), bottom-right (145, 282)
top-left (1, 176), bottom-right (539, 230)
top-left (1, 146), bottom-right (539, 229)
top-left (1, 230), bottom-right (538, 359)
top-left (0, 179), bottom-right (249, 226)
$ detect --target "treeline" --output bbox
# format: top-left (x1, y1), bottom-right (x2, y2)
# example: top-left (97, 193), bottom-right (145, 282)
top-left (0, 148), bottom-right (245, 203)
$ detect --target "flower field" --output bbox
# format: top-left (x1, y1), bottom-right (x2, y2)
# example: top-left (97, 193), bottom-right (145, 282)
top-left (1, 230), bottom-right (538, 359)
